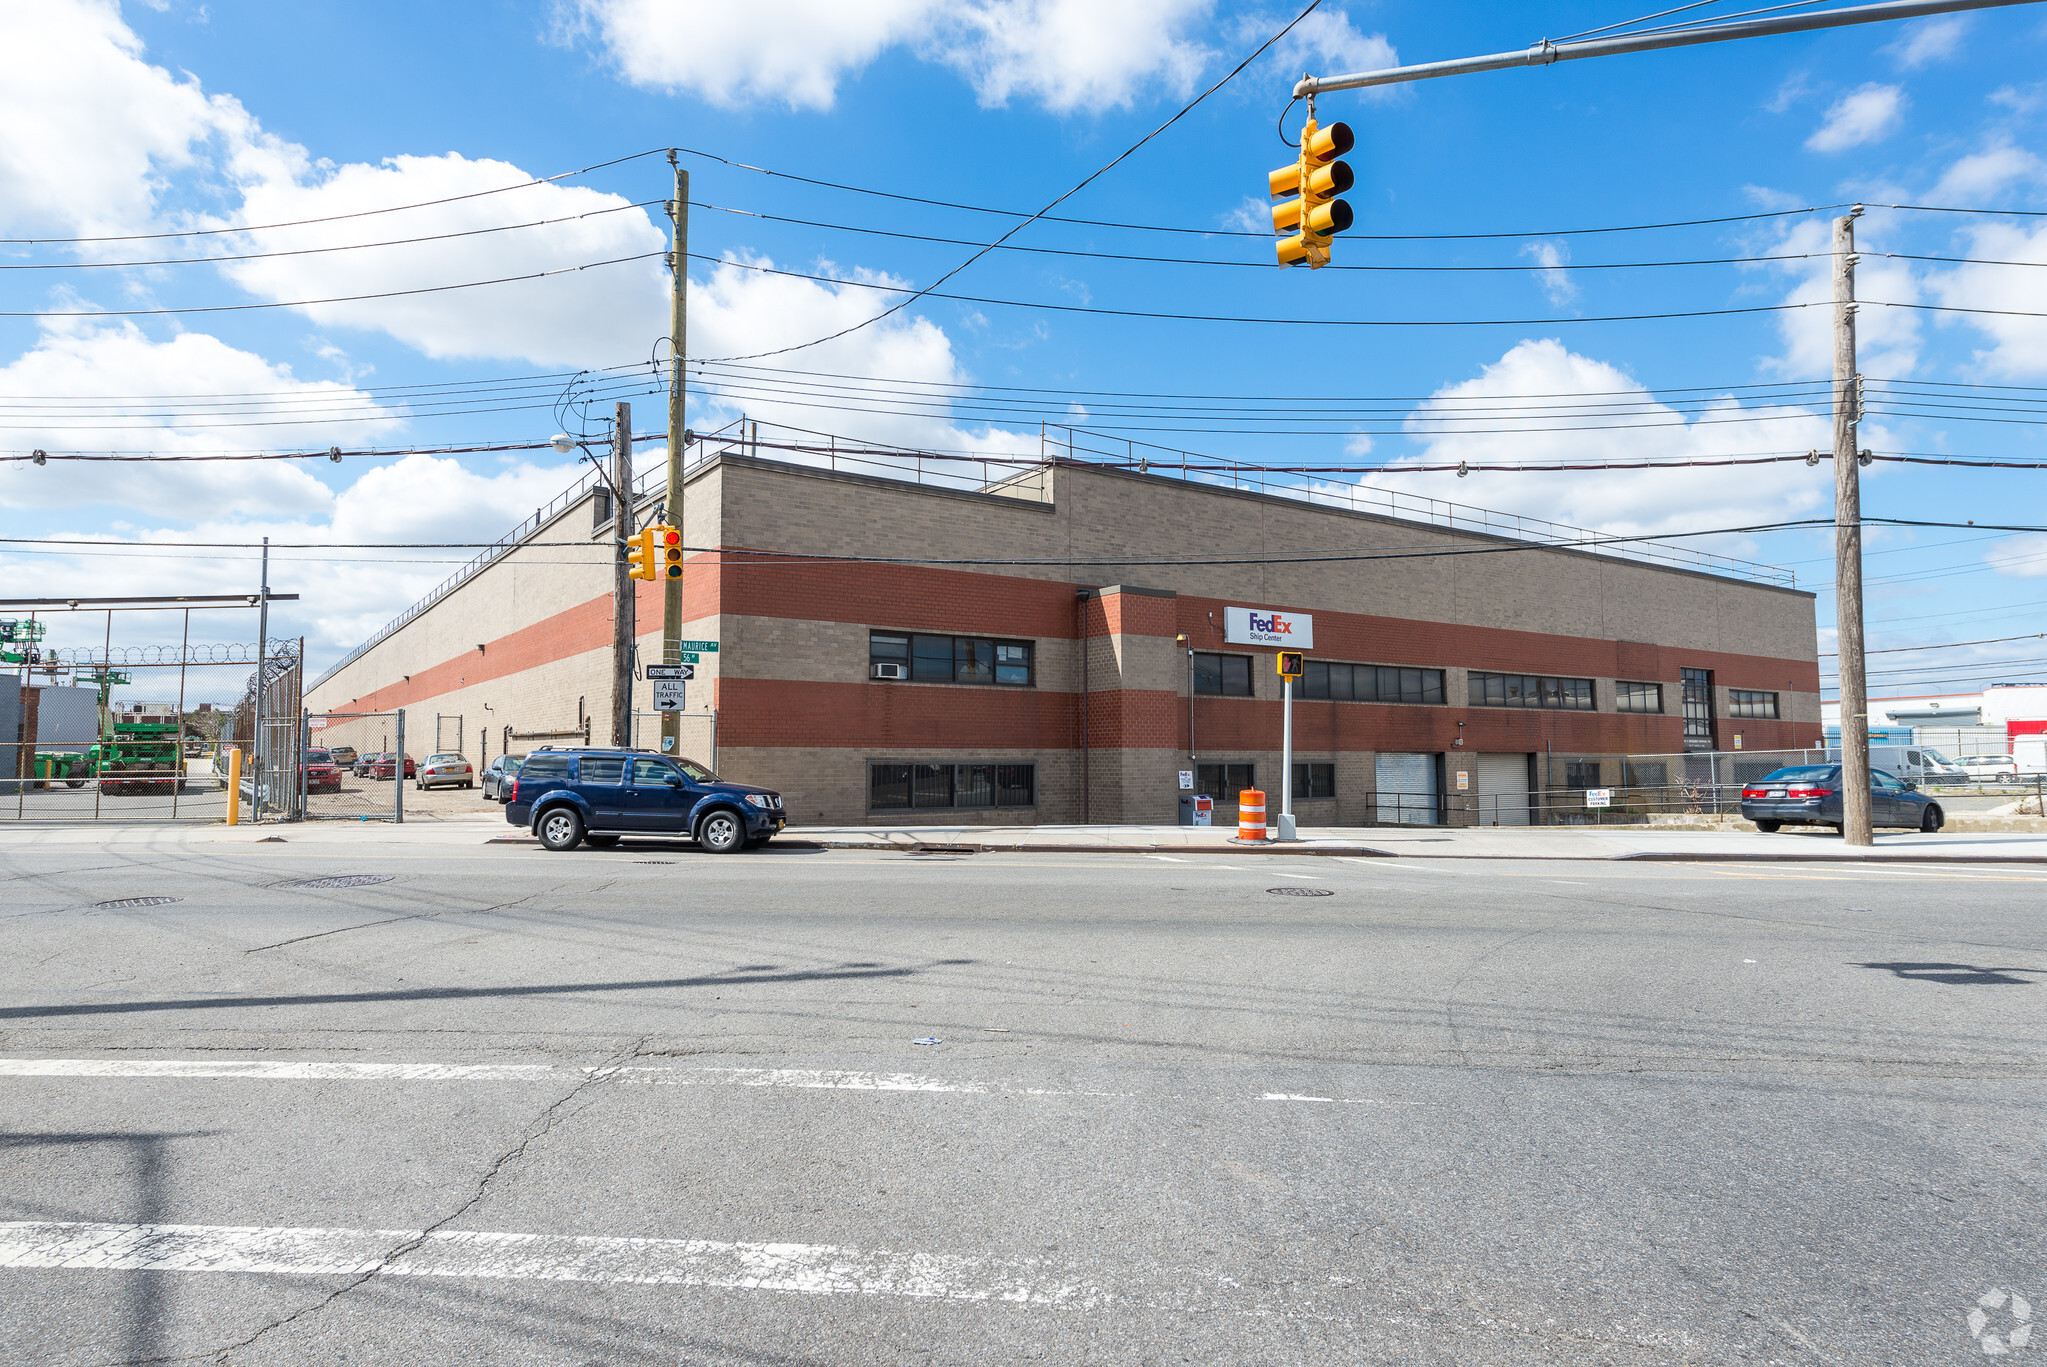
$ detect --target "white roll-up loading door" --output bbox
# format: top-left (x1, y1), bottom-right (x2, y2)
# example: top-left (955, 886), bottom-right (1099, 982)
top-left (1374, 752), bottom-right (1438, 825)
top-left (1473, 753), bottom-right (1531, 826)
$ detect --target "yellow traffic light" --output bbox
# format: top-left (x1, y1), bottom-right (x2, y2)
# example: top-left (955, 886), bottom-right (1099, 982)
top-left (626, 528), bottom-right (657, 582)
top-left (1269, 118), bottom-right (1354, 268)
top-left (1277, 651), bottom-right (1305, 680)
top-left (658, 524), bottom-right (683, 579)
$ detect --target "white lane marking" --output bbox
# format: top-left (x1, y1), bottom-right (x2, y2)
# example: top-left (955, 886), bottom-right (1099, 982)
top-left (0, 1221), bottom-right (1100, 1305)
top-left (1368, 862), bottom-right (1459, 875)
top-left (1260, 1093), bottom-right (1428, 1105)
top-left (1267, 871), bottom-right (1323, 880)
top-left (0, 1059), bottom-right (1134, 1099)
top-left (1143, 855), bottom-right (1188, 863)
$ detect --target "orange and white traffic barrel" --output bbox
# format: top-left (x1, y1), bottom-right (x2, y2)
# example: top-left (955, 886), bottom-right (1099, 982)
top-left (1237, 788), bottom-right (1268, 841)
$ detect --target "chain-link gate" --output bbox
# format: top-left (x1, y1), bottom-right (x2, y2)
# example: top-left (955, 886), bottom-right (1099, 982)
top-left (300, 709), bottom-right (408, 822)
top-left (4, 629), bottom-right (301, 823)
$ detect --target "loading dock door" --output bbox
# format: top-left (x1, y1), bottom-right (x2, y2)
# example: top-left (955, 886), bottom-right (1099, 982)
top-left (1374, 752), bottom-right (1438, 825)
top-left (1474, 753), bottom-right (1532, 826)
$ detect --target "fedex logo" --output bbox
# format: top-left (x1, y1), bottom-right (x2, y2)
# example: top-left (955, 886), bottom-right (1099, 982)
top-left (1223, 605), bottom-right (1315, 650)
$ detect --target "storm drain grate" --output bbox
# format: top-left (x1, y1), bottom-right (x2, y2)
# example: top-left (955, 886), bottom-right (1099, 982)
top-left (286, 874), bottom-right (395, 890)
top-left (1266, 887), bottom-right (1335, 897)
top-left (95, 896), bottom-right (182, 909)
top-left (635, 861), bottom-right (675, 865)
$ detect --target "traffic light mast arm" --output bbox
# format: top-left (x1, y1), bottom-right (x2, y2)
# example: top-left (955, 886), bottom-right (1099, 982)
top-left (1292, 0), bottom-right (2040, 97)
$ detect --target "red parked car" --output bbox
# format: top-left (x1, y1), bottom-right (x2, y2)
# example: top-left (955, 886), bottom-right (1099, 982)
top-left (368, 753), bottom-right (417, 780)
top-left (301, 748), bottom-right (343, 794)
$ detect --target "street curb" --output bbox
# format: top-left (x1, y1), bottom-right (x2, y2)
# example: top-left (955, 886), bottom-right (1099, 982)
top-left (1616, 851), bottom-right (2047, 865)
top-left (483, 834), bottom-right (1396, 856)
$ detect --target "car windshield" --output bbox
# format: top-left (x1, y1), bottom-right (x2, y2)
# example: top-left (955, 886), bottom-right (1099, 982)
top-left (305, 750), bottom-right (331, 763)
top-left (1759, 766), bottom-right (1837, 783)
top-left (677, 757), bottom-right (718, 783)
top-left (1920, 748), bottom-right (1957, 765)
top-left (504, 756), bottom-right (524, 770)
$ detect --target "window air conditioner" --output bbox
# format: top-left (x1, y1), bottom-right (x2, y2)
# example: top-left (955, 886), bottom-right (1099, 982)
top-left (871, 662), bottom-right (908, 680)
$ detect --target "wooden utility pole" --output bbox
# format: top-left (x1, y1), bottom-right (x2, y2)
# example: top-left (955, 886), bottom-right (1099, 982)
top-left (660, 153), bottom-right (689, 756)
top-left (611, 400), bottom-right (634, 749)
top-left (1832, 209), bottom-right (1872, 846)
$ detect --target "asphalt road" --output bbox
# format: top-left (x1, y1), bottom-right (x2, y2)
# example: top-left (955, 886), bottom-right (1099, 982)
top-left (2, 841), bottom-right (2042, 1365)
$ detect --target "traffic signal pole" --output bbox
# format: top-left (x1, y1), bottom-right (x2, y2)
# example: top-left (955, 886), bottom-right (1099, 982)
top-left (660, 154), bottom-right (689, 757)
top-left (1833, 210), bottom-right (1874, 847)
top-left (1291, 0), bottom-right (2044, 98)
top-left (611, 400), bottom-right (634, 749)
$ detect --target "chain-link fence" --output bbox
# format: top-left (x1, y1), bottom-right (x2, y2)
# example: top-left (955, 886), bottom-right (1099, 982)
top-left (4, 636), bottom-right (301, 823)
top-left (300, 709), bottom-right (407, 821)
top-left (1535, 749), bottom-right (1831, 824)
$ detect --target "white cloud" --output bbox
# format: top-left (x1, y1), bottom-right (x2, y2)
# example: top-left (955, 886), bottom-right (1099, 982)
top-left (566, 0), bottom-right (1216, 113)
top-left (1931, 222), bottom-right (2047, 377)
top-left (0, 0), bottom-right (263, 237)
top-left (687, 253), bottom-right (1036, 462)
top-left (1927, 140), bottom-right (2047, 204)
top-left (1987, 533), bottom-right (2047, 578)
top-left (1765, 71), bottom-right (1813, 115)
top-left (1807, 84), bottom-right (1907, 153)
top-left (1757, 219), bottom-right (1922, 379)
top-left (1355, 339), bottom-right (1834, 540)
top-left (0, 322), bottom-right (391, 519)
top-left (207, 153), bottom-right (670, 368)
top-left (1884, 14), bottom-right (1969, 69)
top-left (1521, 241), bottom-right (1578, 308)
top-left (1267, 9), bottom-right (1396, 89)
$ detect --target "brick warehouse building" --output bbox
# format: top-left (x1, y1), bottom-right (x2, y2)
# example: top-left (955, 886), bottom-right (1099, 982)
top-left (305, 436), bottom-right (1823, 827)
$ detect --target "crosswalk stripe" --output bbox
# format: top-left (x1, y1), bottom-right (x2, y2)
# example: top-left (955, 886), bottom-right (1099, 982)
top-left (0, 1221), bottom-right (1101, 1305)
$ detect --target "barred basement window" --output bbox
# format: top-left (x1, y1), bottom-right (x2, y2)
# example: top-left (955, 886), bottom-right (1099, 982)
top-left (869, 761), bottom-right (1037, 811)
top-left (1291, 762), bottom-right (1336, 800)
top-left (1616, 681), bottom-right (1663, 713)
top-left (870, 632), bottom-right (1034, 686)
top-left (1728, 689), bottom-right (1779, 719)
top-left (1192, 652), bottom-right (1254, 697)
top-left (1467, 672), bottom-right (1596, 710)
top-left (1298, 661), bottom-right (1445, 704)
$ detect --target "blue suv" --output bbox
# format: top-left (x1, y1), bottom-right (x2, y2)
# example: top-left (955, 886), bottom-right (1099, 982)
top-left (505, 749), bottom-right (786, 852)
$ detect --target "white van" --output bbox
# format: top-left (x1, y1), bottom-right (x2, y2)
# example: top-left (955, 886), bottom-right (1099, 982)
top-left (1824, 744), bottom-right (1970, 784)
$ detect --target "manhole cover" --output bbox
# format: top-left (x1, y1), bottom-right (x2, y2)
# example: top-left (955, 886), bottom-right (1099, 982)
top-left (1266, 887), bottom-right (1335, 897)
top-left (95, 896), bottom-right (182, 909)
top-left (286, 874), bottom-right (394, 889)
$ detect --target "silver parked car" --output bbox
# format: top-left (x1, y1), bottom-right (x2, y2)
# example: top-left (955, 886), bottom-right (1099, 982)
top-left (416, 753), bottom-right (475, 791)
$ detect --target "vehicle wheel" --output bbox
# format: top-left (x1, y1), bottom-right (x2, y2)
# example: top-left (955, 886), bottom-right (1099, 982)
top-left (1921, 805), bottom-right (1944, 833)
top-left (584, 833), bottom-right (620, 849)
top-left (697, 808), bottom-right (745, 853)
top-left (1830, 822), bottom-right (1845, 835)
top-left (537, 806), bottom-right (584, 851)
top-left (1754, 820), bottom-right (1781, 833)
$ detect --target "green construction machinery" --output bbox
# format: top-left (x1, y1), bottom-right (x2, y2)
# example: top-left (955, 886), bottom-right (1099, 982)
top-left (35, 666), bottom-right (186, 795)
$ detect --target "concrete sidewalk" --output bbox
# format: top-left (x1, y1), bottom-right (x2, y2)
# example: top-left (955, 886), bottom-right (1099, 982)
top-left (9, 814), bottom-right (2047, 862)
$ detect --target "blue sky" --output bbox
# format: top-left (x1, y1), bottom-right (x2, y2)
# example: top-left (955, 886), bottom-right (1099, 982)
top-left (3, 0), bottom-right (2046, 700)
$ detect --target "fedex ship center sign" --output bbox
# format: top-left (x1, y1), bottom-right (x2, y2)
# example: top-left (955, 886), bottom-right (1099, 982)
top-left (1224, 605), bottom-right (1313, 650)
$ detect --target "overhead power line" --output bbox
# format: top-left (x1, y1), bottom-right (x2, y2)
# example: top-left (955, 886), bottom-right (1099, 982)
top-left (0, 150), bottom-right (669, 245)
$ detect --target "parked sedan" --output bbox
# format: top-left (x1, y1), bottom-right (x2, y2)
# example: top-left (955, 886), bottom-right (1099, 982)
top-left (481, 753), bottom-right (525, 802)
top-left (367, 753), bottom-right (417, 781)
top-left (1740, 764), bottom-right (1945, 833)
top-left (417, 752), bottom-right (475, 790)
top-left (301, 747), bottom-right (344, 794)
top-left (352, 752), bottom-right (382, 777)
top-left (1959, 753), bottom-right (2020, 781)
top-left (326, 745), bottom-right (359, 769)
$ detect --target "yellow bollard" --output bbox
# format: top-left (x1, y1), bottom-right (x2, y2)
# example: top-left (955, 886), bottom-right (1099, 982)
top-left (225, 747), bottom-right (242, 825)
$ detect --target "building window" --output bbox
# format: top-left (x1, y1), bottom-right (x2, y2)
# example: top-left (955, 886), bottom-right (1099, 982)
top-left (1728, 689), bottom-right (1779, 719)
top-left (1292, 762), bottom-right (1336, 800)
top-left (1616, 681), bottom-right (1663, 714)
top-left (1680, 667), bottom-right (1715, 750)
top-left (1196, 763), bottom-right (1256, 809)
top-left (1192, 653), bottom-right (1254, 697)
top-left (870, 761), bottom-right (1036, 811)
top-left (1298, 661), bottom-right (1445, 705)
top-left (1623, 759), bottom-right (1668, 788)
top-left (1564, 760), bottom-right (1600, 790)
top-left (1467, 672), bottom-right (1596, 710)
top-left (870, 632), bottom-right (1033, 687)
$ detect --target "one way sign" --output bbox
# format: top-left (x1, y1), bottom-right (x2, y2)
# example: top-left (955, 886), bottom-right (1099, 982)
top-left (645, 663), bottom-right (694, 681)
